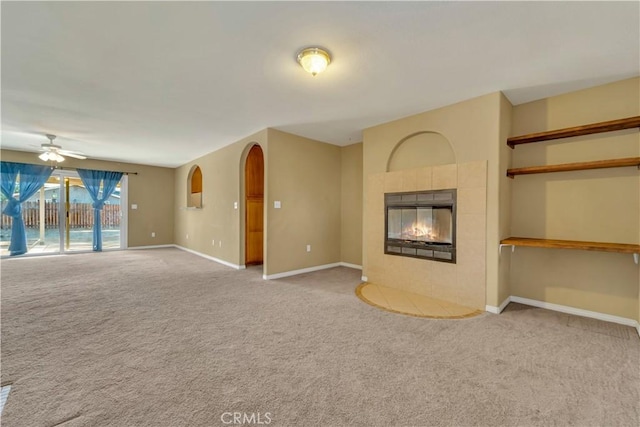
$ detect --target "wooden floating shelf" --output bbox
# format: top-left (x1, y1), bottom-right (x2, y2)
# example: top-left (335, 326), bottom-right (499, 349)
top-left (500, 237), bottom-right (640, 255)
top-left (507, 115), bottom-right (640, 148)
top-left (506, 157), bottom-right (640, 178)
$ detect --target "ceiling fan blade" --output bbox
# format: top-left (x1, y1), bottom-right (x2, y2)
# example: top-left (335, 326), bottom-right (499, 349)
top-left (59, 148), bottom-right (86, 155)
top-left (60, 151), bottom-right (87, 160)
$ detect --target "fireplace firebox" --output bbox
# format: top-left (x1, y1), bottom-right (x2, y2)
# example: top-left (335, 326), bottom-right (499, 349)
top-left (384, 189), bottom-right (456, 263)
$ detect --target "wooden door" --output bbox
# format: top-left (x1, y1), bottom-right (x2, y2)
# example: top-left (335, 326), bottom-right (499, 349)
top-left (245, 145), bottom-right (264, 265)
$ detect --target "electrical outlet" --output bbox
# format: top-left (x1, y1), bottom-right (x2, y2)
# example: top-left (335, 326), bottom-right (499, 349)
top-left (186, 234), bottom-right (189, 239)
top-left (274, 201), bottom-right (281, 209)
top-left (306, 244), bottom-right (311, 252)
top-left (151, 232), bottom-right (156, 238)
top-left (233, 202), bottom-right (238, 209)
top-left (219, 241), bottom-right (222, 247)
top-left (212, 239), bottom-right (215, 246)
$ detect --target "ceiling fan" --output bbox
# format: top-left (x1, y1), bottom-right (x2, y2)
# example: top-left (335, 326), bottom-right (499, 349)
top-left (38, 134), bottom-right (87, 162)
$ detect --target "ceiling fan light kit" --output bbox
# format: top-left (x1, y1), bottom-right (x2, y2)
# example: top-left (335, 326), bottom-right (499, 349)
top-left (37, 134), bottom-right (87, 163)
top-left (38, 151), bottom-right (65, 162)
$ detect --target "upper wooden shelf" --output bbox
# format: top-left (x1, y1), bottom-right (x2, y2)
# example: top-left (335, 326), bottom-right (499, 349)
top-left (500, 237), bottom-right (640, 255)
top-left (506, 157), bottom-right (640, 178)
top-left (507, 116), bottom-right (640, 148)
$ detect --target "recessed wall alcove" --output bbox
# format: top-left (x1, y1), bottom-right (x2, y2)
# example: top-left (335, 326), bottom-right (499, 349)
top-left (187, 165), bottom-right (203, 208)
top-left (387, 131), bottom-right (457, 172)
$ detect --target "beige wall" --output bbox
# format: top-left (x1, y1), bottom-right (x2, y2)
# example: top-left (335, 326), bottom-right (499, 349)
top-left (363, 92), bottom-right (503, 309)
top-left (265, 129), bottom-right (342, 276)
top-left (174, 130), bottom-right (268, 267)
top-left (509, 77), bottom-right (640, 320)
top-left (0, 149), bottom-right (175, 247)
top-left (173, 128), bottom-right (344, 277)
top-left (340, 143), bottom-right (363, 266)
top-left (497, 93), bottom-right (513, 306)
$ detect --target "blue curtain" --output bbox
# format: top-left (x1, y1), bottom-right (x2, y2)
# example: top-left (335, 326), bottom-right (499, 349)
top-left (1, 161), bottom-right (53, 256)
top-left (77, 169), bottom-right (123, 251)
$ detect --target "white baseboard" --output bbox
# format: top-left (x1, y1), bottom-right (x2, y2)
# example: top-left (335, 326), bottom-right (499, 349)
top-left (263, 262), bottom-right (342, 280)
top-left (128, 244), bottom-right (175, 250)
top-left (486, 296), bottom-right (511, 314)
top-left (339, 262), bottom-right (362, 270)
top-left (510, 296), bottom-right (639, 331)
top-left (174, 245), bottom-right (244, 270)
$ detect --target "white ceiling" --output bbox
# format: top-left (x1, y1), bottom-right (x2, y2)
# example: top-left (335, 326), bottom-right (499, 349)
top-left (1, 1), bottom-right (638, 168)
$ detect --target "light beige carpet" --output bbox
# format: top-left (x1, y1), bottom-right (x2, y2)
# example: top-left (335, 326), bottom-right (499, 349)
top-left (1, 248), bottom-right (639, 426)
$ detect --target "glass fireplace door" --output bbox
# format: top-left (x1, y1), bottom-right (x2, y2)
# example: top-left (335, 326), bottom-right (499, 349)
top-left (385, 189), bottom-right (456, 263)
top-left (387, 207), bottom-right (451, 244)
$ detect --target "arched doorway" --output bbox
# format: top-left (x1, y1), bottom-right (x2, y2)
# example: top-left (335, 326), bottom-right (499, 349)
top-left (245, 145), bottom-right (264, 265)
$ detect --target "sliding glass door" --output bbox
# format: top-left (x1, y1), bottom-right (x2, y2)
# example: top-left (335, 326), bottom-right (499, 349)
top-left (0, 170), bottom-right (127, 256)
top-left (1, 174), bottom-right (61, 256)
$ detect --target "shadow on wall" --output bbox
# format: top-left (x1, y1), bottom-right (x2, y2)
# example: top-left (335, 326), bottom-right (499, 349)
top-left (387, 131), bottom-right (457, 172)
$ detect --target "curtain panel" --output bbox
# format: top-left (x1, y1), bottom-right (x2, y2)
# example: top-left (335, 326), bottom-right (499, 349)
top-left (0, 161), bottom-right (53, 256)
top-left (76, 169), bottom-right (123, 251)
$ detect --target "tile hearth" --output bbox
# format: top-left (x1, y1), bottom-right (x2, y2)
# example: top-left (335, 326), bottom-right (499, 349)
top-left (356, 282), bottom-right (482, 319)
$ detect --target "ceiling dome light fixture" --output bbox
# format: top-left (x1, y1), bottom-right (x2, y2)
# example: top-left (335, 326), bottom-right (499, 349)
top-left (297, 47), bottom-right (331, 76)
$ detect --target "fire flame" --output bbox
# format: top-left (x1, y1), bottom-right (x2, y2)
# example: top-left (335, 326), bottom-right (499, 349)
top-left (402, 221), bottom-right (434, 241)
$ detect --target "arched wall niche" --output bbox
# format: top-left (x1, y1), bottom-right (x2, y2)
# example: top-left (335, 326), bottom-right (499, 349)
top-left (187, 165), bottom-right (203, 208)
top-left (386, 131), bottom-right (457, 172)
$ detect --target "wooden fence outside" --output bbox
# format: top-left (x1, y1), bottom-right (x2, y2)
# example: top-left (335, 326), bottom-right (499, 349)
top-left (0, 201), bottom-right (121, 229)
